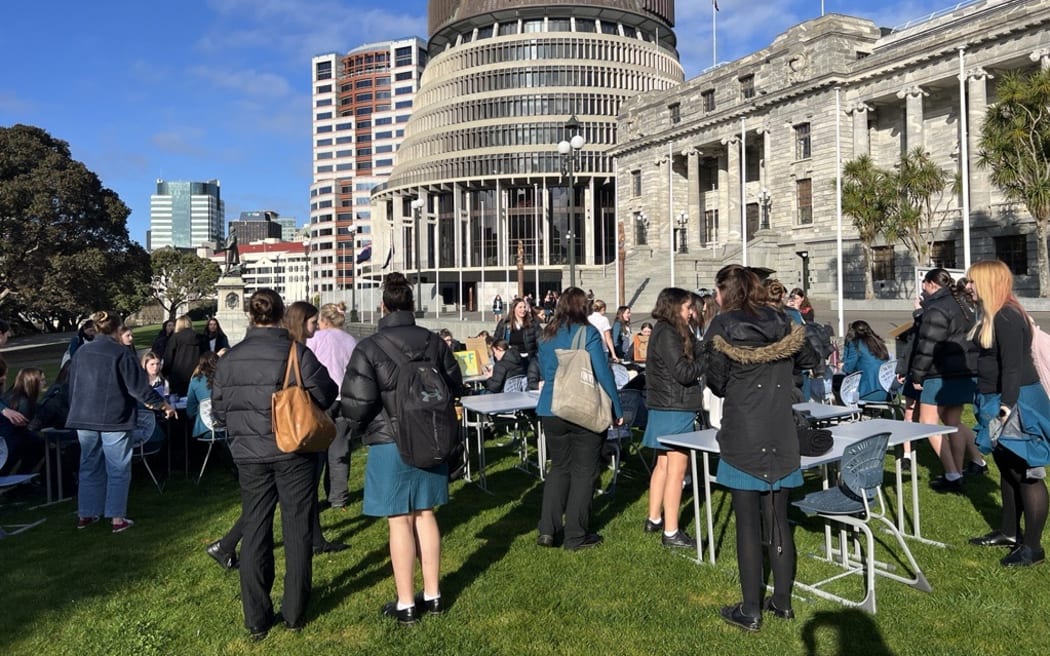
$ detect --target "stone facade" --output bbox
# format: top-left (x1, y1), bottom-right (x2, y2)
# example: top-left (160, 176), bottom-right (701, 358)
top-left (613, 0), bottom-right (1050, 311)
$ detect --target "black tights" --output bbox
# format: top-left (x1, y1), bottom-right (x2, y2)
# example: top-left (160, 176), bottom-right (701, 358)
top-left (731, 488), bottom-right (796, 617)
top-left (993, 446), bottom-right (1048, 550)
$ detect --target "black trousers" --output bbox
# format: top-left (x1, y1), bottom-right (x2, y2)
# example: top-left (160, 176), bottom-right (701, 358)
top-left (238, 455), bottom-right (315, 629)
top-left (538, 416), bottom-right (604, 548)
top-left (322, 416), bottom-right (352, 507)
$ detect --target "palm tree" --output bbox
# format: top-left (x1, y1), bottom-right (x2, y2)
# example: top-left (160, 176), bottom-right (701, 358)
top-left (884, 148), bottom-right (953, 268)
top-left (978, 68), bottom-right (1050, 296)
top-left (841, 155), bottom-right (891, 299)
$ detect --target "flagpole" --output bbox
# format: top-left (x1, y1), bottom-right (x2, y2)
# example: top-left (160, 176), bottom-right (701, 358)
top-left (712, 1), bottom-right (717, 68)
top-left (835, 86), bottom-right (845, 339)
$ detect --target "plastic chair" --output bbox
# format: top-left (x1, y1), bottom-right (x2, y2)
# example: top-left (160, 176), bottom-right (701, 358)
top-left (859, 360), bottom-right (904, 420)
top-left (195, 399), bottom-right (228, 485)
top-left (496, 376), bottom-right (534, 471)
top-left (792, 432), bottom-right (931, 614)
top-left (0, 437), bottom-right (47, 538)
top-left (131, 411), bottom-right (165, 493)
top-left (599, 388), bottom-right (651, 495)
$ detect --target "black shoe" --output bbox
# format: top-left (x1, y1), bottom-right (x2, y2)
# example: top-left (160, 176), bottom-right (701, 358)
top-left (964, 460), bottom-right (989, 476)
top-left (382, 601), bottom-right (419, 625)
top-left (565, 533), bottom-right (603, 551)
top-left (414, 592), bottom-right (445, 616)
top-left (284, 620), bottom-right (304, 633)
top-left (536, 533), bottom-right (556, 548)
top-left (929, 475), bottom-right (964, 493)
top-left (206, 540), bottom-right (238, 570)
top-left (661, 529), bottom-right (697, 549)
top-left (247, 615), bottom-right (275, 642)
top-left (1001, 544), bottom-right (1046, 567)
top-left (720, 603), bottom-right (761, 632)
top-left (900, 457), bottom-right (912, 472)
top-left (313, 541), bottom-right (349, 555)
top-left (763, 598), bottom-right (796, 620)
top-left (643, 519), bottom-right (663, 533)
top-left (968, 530), bottom-right (1019, 547)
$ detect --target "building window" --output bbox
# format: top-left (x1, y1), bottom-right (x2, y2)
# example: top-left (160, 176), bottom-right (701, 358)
top-left (931, 240), bottom-right (957, 270)
top-left (395, 71), bottom-right (412, 81)
top-left (796, 178), bottom-right (813, 224)
top-left (634, 213), bottom-right (648, 246)
top-left (739, 74), bottom-right (755, 100)
top-left (669, 103), bottom-right (681, 125)
top-left (704, 209), bottom-right (719, 244)
top-left (794, 123), bottom-right (811, 160)
top-left (315, 60), bottom-right (332, 81)
top-left (871, 246), bottom-right (895, 281)
top-left (394, 46), bottom-right (413, 66)
top-left (995, 235), bottom-right (1028, 275)
top-left (631, 170), bottom-right (642, 197)
top-left (702, 89), bottom-right (715, 113)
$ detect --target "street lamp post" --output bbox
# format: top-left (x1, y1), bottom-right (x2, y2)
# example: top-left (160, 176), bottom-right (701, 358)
top-left (675, 211), bottom-right (689, 254)
top-left (558, 115), bottom-right (585, 289)
top-left (349, 234), bottom-right (360, 323)
top-left (411, 198), bottom-right (425, 317)
top-left (758, 188), bottom-right (772, 230)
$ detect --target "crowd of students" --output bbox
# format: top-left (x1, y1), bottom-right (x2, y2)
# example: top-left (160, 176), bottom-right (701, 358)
top-left (3, 258), bottom-right (1050, 638)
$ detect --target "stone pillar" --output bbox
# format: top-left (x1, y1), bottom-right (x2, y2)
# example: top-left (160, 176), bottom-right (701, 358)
top-left (216, 274), bottom-right (249, 346)
top-left (1031, 47), bottom-right (1050, 69)
top-left (848, 102), bottom-right (872, 157)
top-left (755, 125), bottom-right (771, 229)
top-left (967, 67), bottom-right (995, 218)
top-left (716, 149), bottom-right (729, 245)
top-left (722, 136), bottom-right (741, 241)
top-left (896, 86), bottom-right (928, 153)
top-left (684, 147), bottom-right (702, 248)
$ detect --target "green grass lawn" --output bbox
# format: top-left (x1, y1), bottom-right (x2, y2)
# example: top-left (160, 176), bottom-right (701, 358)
top-left (1, 429), bottom-right (1045, 656)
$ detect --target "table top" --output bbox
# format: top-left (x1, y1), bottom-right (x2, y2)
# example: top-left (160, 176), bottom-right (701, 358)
top-left (460, 390), bottom-right (539, 414)
top-left (792, 402), bottom-right (856, 421)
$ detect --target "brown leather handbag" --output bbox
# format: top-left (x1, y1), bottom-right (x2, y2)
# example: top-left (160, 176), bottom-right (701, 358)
top-left (273, 343), bottom-right (336, 453)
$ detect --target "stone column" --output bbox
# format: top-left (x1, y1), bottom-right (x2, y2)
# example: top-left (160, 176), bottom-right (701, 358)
top-left (967, 67), bottom-right (995, 218)
top-left (684, 147), bottom-right (702, 248)
top-left (755, 125), bottom-right (771, 229)
top-left (847, 102), bottom-right (872, 157)
top-left (1031, 47), bottom-right (1050, 70)
top-left (722, 136), bottom-right (740, 241)
top-left (896, 86), bottom-right (928, 153)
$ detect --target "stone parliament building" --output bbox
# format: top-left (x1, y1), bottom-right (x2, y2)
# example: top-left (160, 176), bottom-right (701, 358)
top-left (367, 0), bottom-right (1050, 313)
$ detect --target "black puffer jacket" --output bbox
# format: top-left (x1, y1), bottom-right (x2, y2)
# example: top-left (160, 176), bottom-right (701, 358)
top-left (909, 286), bottom-right (978, 384)
top-left (705, 306), bottom-right (821, 483)
top-left (341, 311), bottom-right (463, 446)
top-left (484, 346), bottom-right (527, 393)
top-left (211, 327), bottom-right (337, 464)
top-left (645, 320), bottom-right (705, 411)
top-left (493, 318), bottom-right (539, 357)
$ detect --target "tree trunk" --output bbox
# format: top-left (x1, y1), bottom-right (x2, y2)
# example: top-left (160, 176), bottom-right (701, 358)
top-left (862, 242), bottom-right (875, 300)
top-left (1038, 217), bottom-right (1050, 298)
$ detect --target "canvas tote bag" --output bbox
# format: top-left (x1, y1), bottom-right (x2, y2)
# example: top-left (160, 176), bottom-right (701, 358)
top-left (273, 343), bottom-right (336, 453)
top-left (551, 326), bottom-right (613, 433)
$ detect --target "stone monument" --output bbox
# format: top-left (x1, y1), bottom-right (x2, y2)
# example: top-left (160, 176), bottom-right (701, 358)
top-left (215, 232), bottom-right (249, 345)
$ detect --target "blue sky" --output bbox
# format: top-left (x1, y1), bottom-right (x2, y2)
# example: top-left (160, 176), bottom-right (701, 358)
top-left (0, 0), bottom-right (952, 247)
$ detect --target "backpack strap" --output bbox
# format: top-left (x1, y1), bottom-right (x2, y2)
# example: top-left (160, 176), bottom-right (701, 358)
top-left (282, 343), bottom-right (300, 389)
top-left (571, 325), bottom-right (588, 350)
top-left (372, 331), bottom-right (434, 418)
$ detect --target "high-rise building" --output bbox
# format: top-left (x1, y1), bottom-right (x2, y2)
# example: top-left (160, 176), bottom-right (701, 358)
top-left (310, 37), bottom-right (427, 298)
top-left (149, 179), bottom-right (225, 251)
top-left (370, 1), bottom-right (683, 310)
top-left (230, 210), bottom-right (283, 244)
top-left (275, 216), bottom-right (299, 242)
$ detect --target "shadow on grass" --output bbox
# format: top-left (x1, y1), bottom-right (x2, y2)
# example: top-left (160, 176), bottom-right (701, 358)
top-left (912, 446), bottom-right (1002, 531)
top-left (801, 608), bottom-right (895, 655)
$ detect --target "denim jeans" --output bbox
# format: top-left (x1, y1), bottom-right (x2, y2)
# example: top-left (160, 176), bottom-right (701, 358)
top-left (77, 430), bottom-right (132, 519)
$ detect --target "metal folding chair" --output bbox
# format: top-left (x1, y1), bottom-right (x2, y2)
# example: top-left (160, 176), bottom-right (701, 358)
top-left (793, 432), bottom-right (931, 614)
top-left (0, 437), bottom-right (46, 539)
top-left (194, 399), bottom-right (228, 485)
top-left (131, 411), bottom-right (165, 493)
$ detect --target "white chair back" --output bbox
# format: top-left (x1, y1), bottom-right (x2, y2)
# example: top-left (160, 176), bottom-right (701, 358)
top-left (877, 360), bottom-right (898, 393)
top-left (199, 398), bottom-right (216, 431)
top-left (840, 371), bottom-right (863, 407)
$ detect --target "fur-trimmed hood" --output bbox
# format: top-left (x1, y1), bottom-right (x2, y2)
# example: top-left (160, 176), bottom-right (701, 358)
top-left (710, 322), bottom-right (806, 365)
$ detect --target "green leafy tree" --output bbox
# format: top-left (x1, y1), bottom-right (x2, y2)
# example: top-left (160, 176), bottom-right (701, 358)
top-left (978, 68), bottom-right (1050, 296)
top-left (0, 124), bottom-right (150, 329)
top-left (151, 247), bottom-right (220, 321)
top-left (841, 155), bottom-right (892, 299)
top-left (883, 148), bottom-right (954, 268)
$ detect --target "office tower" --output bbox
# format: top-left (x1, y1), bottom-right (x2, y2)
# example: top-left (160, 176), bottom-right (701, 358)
top-left (310, 37), bottom-right (427, 296)
top-left (149, 179), bottom-right (225, 251)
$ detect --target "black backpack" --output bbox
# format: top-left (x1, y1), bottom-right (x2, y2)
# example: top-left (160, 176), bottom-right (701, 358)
top-left (373, 332), bottom-right (460, 469)
top-left (804, 321), bottom-right (834, 361)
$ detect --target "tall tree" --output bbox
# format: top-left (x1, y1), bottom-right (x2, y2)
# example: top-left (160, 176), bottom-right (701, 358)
top-left (883, 148), bottom-right (954, 268)
top-left (841, 155), bottom-right (892, 299)
top-left (0, 124), bottom-right (150, 329)
top-left (151, 247), bottom-right (220, 321)
top-left (978, 68), bottom-right (1050, 296)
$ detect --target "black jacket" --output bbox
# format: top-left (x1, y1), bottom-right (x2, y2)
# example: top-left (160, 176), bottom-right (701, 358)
top-left (341, 311), bottom-right (463, 446)
top-left (163, 328), bottom-right (203, 395)
top-left (66, 336), bottom-right (166, 432)
top-left (645, 321), bottom-right (705, 411)
top-left (493, 318), bottom-right (539, 357)
top-left (202, 330), bottom-right (231, 353)
top-left (909, 286), bottom-right (978, 384)
top-left (705, 306), bottom-right (821, 483)
top-left (211, 327), bottom-right (337, 464)
top-left (484, 347), bottom-right (527, 393)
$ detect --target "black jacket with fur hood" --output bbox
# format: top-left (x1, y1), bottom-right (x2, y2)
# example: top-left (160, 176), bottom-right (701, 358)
top-left (705, 306), bottom-right (821, 483)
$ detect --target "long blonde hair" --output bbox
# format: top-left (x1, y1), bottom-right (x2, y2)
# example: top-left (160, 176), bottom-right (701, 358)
top-left (968, 260), bottom-right (1023, 349)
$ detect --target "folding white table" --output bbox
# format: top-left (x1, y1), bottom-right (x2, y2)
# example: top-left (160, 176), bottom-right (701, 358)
top-left (792, 402), bottom-right (858, 424)
top-left (459, 391), bottom-right (541, 491)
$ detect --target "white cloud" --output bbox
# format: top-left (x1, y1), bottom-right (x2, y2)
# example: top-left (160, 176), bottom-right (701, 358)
top-left (190, 66), bottom-right (292, 98)
top-left (151, 127), bottom-right (209, 157)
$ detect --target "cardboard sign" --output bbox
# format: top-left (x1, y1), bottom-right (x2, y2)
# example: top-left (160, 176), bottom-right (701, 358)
top-left (454, 350), bottom-right (480, 377)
